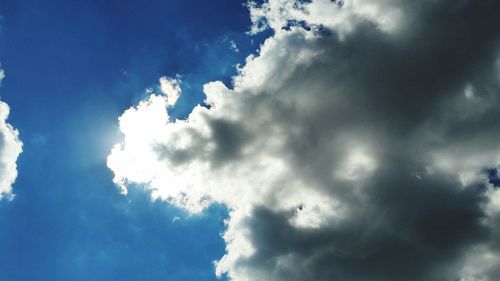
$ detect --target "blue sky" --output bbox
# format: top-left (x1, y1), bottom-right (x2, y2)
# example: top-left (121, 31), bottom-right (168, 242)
top-left (0, 0), bottom-right (265, 280)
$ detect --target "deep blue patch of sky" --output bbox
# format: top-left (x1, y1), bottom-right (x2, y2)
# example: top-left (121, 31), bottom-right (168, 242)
top-left (0, 0), bottom-right (270, 280)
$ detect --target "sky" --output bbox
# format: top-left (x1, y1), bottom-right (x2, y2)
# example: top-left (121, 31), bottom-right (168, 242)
top-left (0, 0), bottom-right (262, 280)
top-left (2, 1), bottom-right (500, 281)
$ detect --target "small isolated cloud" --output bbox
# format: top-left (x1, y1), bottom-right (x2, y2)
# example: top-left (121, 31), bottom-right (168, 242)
top-left (229, 40), bottom-right (239, 53)
top-left (159, 76), bottom-right (181, 106)
top-left (0, 68), bottom-right (5, 83)
top-left (0, 98), bottom-right (23, 200)
top-left (108, 1), bottom-right (500, 281)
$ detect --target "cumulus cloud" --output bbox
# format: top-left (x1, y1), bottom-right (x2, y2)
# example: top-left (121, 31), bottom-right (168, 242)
top-left (108, 0), bottom-right (500, 280)
top-left (0, 70), bottom-right (23, 200)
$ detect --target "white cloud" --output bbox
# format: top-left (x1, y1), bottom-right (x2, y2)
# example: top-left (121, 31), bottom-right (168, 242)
top-left (108, 1), bottom-right (500, 280)
top-left (247, 0), bottom-right (405, 37)
top-left (0, 96), bottom-right (23, 200)
top-left (159, 76), bottom-right (181, 106)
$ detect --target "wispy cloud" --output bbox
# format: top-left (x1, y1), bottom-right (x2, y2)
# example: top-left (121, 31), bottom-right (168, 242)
top-left (0, 68), bottom-right (5, 85)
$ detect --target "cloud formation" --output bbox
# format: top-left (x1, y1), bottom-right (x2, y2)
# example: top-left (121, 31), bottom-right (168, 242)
top-left (0, 70), bottom-right (23, 200)
top-left (159, 76), bottom-right (182, 107)
top-left (108, 0), bottom-right (500, 280)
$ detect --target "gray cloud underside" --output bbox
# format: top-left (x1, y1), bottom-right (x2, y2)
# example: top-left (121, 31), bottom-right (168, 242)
top-left (109, 1), bottom-right (500, 280)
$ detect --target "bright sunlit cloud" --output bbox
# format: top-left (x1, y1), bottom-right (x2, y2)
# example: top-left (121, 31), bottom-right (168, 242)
top-left (0, 72), bottom-right (23, 199)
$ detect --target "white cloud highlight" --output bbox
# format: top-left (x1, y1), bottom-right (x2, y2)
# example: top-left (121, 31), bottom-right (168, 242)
top-left (0, 93), bottom-right (23, 199)
top-left (159, 76), bottom-right (181, 106)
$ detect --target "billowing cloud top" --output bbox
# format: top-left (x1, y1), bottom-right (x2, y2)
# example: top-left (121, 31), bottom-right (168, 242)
top-left (0, 70), bottom-right (23, 200)
top-left (108, 0), bottom-right (500, 280)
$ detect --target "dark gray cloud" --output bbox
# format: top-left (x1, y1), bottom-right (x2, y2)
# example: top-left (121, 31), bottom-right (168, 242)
top-left (108, 0), bottom-right (500, 280)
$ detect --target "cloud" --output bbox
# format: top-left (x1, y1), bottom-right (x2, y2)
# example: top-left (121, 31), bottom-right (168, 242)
top-left (108, 0), bottom-right (500, 280)
top-left (159, 76), bottom-right (181, 107)
top-left (229, 40), bottom-right (240, 53)
top-left (0, 70), bottom-right (23, 199)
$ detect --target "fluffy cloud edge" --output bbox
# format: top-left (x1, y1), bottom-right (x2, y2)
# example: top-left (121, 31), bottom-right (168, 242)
top-left (0, 69), bottom-right (23, 200)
